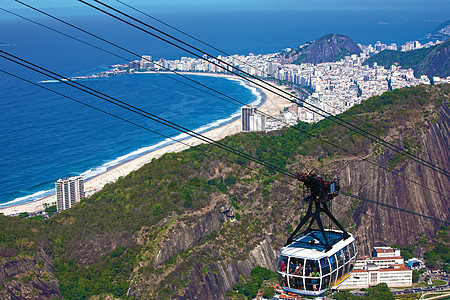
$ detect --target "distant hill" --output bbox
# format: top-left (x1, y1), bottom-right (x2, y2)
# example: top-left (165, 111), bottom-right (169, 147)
top-left (363, 39), bottom-right (450, 78)
top-left (416, 39), bottom-right (450, 78)
top-left (427, 19), bottom-right (450, 39)
top-left (281, 33), bottom-right (362, 65)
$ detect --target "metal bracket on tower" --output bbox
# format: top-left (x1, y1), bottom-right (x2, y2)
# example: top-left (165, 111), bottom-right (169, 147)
top-left (285, 173), bottom-right (350, 251)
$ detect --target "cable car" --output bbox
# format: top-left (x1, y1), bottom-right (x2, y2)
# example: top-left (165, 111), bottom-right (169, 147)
top-left (277, 173), bottom-right (358, 296)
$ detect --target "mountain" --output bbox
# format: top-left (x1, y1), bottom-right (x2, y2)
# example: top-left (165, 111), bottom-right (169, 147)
top-left (415, 39), bottom-right (450, 78)
top-left (427, 19), bottom-right (450, 40)
top-left (363, 39), bottom-right (450, 78)
top-left (0, 84), bottom-right (449, 299)
top-left (280, 33), bottom-right (362, 65)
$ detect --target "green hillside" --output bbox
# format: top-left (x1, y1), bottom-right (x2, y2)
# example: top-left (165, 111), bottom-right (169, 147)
top-left (0, 84), bottom-right (449, 299)
top-left (363, 39), bottom-right (450, 77)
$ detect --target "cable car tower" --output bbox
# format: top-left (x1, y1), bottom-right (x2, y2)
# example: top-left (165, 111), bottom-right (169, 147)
top-left (277, 173), bottom-right (357, 296)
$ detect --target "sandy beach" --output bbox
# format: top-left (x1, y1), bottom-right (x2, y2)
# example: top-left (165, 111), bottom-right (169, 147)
top-left (0, 75), bottom-right (293, 216)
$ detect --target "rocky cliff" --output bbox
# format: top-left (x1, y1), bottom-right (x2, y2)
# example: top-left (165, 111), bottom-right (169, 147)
top-left (0, 249), bottom-right (61, 299)
top-left (281, 33), bottom-right (362, 65)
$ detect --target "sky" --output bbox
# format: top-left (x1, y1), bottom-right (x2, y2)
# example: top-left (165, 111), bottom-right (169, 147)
top-left (2, 0), bottom-right (449, 12)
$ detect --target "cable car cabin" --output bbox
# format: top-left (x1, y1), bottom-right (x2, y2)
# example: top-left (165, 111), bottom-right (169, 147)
top-left (277, 229), bottom-right (357, 296)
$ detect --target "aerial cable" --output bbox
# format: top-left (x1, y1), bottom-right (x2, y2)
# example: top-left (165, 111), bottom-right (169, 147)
top-left (6, 69), bottom-right (443, 253)
top-left (15, 0), bottom-right (448, 180)
top-left (0, 50), bottom-right (297, 180)
top-left (79, 0), bottom-right (450, 177)
top-left (339, 191), bottom-right (449, 225)
top-left (109, 0), bottom-right (450, 168)
top-left (4, 3), bottom-right (278, 123)
top-left (333, 199), bottom-right (442, 241)
top-left (4, 67), bottom-right (446, 237)
top-left (1, 52), bottom-right (446, 228)
top-left (6, 4), bottom-right (449, 198)
top-left (8, 69), bottom-right (444, 244)
top-left (0, 68), bottom-right (301, 193)
top-left (113, 0), bottom-right (273, 79)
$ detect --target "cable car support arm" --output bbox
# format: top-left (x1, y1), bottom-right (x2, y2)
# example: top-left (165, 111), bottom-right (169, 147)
top-left (285, 173), bottom-right (350, 250)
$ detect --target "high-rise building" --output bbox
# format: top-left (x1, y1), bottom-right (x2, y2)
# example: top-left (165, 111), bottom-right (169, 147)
top-left (241, 106), bottom-right (265, 132)
top-left (56, 176), bottom-right (84, 212)
top-left (249, 113), bottom-right (265, 132)
top-left (241, 106), bottom-right (256, 131)
top-left (140, 55), bottom-right (153, 69)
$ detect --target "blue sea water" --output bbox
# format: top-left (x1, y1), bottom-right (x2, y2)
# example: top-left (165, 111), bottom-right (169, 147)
top-left (0, 7), bottom-right (448, 207)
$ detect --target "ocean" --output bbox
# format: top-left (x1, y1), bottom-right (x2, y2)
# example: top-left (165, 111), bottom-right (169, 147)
top-left (0, 7), bottom-right (447, 207)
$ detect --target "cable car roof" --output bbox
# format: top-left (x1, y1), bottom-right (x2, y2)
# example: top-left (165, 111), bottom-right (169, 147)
top-left (281, 230), bottom-right (354, 259)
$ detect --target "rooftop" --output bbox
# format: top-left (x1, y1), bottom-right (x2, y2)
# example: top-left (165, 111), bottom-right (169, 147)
top-left (281, 230), bottom-right (354, 259)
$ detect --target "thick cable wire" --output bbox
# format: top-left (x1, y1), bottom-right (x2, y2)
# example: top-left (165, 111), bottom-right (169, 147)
top-left (2, 51), bottom-right (448, 226)
top-left (80, 0), bottom-right (450, 177)
top-left (0, 50), bottom-right (297, 180)
top-left (8, 3), bottom-right (449, 199)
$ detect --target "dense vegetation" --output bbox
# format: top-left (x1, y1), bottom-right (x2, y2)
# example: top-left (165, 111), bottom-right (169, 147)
top-left (0, 84), bottom-right (449, 298)
top-left (424, 226), bottom-right (450, 272)
top-left (226, 266), bottom-right (278, 299)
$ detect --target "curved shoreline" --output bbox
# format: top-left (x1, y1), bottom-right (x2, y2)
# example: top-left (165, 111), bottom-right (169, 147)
top-left (0, 74), bottom-right (291, 216)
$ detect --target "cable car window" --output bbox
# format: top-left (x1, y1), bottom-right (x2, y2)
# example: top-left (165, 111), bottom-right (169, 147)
top-left (305, 277), bottom-right (321, 291)
top-left (330, 270), bottom-right (337, 286)
top-left (289, 275), bottom-right (304, 290)
top-left (305, 260), bottom-right (319, 277)
top-left (289, 257), bottom-right (304, 275)
top-left (349, 242), bottom-right (355, 258)
top-left (329, 254), bottom-right (337, 271)
top-left (338, 265), bottom-right (344, 279)
top-left (278, 256), bottom-right (288, 273)
top-left (344, 262), bottom-right (350, 275)
top-left (336, 250), bottom-right (344, 267)
top-left (349, 257), bottom-right (356, 272)
top-left (343, 246), bottom-right (350, 263)
top-left (319, 257), bottom-right (330, 275)
top-left (280, 274), bottom-right (288, 287)
top-left (322, 274), bottom-right (331, 290)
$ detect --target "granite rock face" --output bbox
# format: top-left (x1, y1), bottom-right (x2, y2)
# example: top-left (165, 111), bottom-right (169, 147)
top-left (0, 250), bottom-right (62, 299)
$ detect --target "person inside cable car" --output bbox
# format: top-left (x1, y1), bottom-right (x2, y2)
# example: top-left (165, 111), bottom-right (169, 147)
top-left (289, 257), bottom-right (303, 275)
top-left (311, 267), bottom-right (320, 291)
top-left (289, 259), bottom-right (296, 274)
top-left (294, 263), bottom-right (303, 276)
top-left (305, 260), bottom-right (320, 291)
top-left (289, 275), bottom-right (304, 290)
top-left (281, 275), bottom-right (288, 287)
top-left (278, 256), bottom-right (288, 273)
top-left (305, 263), bottom-right (312, 277)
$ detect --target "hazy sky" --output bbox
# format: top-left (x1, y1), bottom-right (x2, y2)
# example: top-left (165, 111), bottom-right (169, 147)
top-left (2, 0), bottom-right (449, 11)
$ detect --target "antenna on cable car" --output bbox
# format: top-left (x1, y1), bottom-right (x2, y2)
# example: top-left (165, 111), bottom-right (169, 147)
top-left (285, 173), bottom-right (350, 250)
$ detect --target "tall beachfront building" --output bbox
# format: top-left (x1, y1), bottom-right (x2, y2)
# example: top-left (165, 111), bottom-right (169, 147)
top-left (56, 176), bottom-right (84, 212)
top-left (241, 106), bottom-right (265, 132)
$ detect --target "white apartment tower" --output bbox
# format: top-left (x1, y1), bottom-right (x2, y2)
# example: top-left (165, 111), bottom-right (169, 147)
top-left (56, 176), bottom-right (84, 212)
top-left (241, 106), bottom-right (265, 132)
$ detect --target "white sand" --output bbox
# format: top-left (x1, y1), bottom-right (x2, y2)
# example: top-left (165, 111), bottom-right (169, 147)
top-left (0, 75), bottom-right (292, 216)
